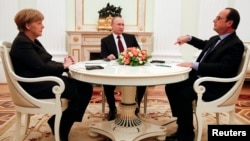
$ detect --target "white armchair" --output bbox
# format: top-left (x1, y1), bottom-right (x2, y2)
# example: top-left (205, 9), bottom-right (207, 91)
top-left (193, 45), bottom-right (250, 141)
top-left (0, 41), bottom-right (68, 141)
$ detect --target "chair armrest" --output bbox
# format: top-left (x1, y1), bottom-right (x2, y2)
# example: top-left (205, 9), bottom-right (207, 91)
top-left (193, 75), bottom-right (241, 100)
top-left (10, 71), bottom-right (65, 96)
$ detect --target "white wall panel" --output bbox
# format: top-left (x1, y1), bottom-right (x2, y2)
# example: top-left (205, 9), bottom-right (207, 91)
top-left (36, 0), bottom-right (67, 62)
top-left (198, 0), bottom-right (228, 39)
top-left (0, 0), bottom-right (18, 83)
top-left (0, 0), bottom-right (19, 42)
top-left (152, 0), bottom-right (182, 61)
top-left (234, 0), bottom-right (250, 42)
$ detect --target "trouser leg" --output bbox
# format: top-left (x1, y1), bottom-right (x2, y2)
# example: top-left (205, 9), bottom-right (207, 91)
top-left (135, 86), bottom-right (146, 107)
top-left (103, 85), bottom-right (116, 110)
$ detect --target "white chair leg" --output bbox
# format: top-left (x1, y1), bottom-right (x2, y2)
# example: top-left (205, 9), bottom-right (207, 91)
top-left (228, 111), bottom-right (235, 124)
top-left (23, 114), bottom-right (30, 134)
top-left (102, 92), bottom-right (105, 114)
top-left (215, 113), bottom-right (220, 124)
top-left (144, 91), bottom-right (147, 115)
top-left (196, 112), bottom-right (203, 141)
top-left (15, 111), bottom-right (22, 141)
top-left (54, 114), bottom-right (61, 141)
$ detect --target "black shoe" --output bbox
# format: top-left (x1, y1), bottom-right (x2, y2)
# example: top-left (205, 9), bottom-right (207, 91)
top-left (177, 132), bottom-right (195, 141)
top-left (60, 137), bottom-right (69, 141)
top-left (107, 108), bottom-right (117, 121)
top-left (165, 132), bottom-right (178, 141)
top-left (135, 107), bottom-right (140, 116)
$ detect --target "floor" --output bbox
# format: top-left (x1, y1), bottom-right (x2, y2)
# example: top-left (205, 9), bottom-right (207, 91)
top-left (239, 81), bottom-right (250, 95)
top-left (0, 81), bottom-right (249, 141)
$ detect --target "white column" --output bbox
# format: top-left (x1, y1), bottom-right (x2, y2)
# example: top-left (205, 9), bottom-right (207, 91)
top-left (36, 0), bottom-right (67, 62)
top-left (198, 0), bottom-right (228, 38)
top-left (0, 0), bottom-right (18, 83)
top-left (234, 0), bottom-right (250, 42)
top-left (151, 0), bottom-right (182, 61)
top-left (0, 0), bottom-right (19, 42)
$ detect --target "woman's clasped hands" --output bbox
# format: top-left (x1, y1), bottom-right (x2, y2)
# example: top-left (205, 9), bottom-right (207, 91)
top-left (63, 55), bottom-right (76, 69)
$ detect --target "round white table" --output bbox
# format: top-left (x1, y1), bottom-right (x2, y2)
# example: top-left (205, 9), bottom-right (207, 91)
top-left (69, 60), bottom-right (191, 141)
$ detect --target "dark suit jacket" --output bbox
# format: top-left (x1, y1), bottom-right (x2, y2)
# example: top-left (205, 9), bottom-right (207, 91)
top-left (188, 32), bottom-right (244, 100)
top-left (100, 33), bottom-right (140, 58)
top-left (10, 32), bottom-right (69, 98)
top-left (10, 32), bottom-right (66, 78)
top-left (190, 32), bottom-right (244, 78)
top-left (10, 32), bottom-right (93, 121)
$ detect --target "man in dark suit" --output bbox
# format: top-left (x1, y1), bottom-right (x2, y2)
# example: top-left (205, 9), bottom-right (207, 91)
top-left (165, 8), bottom-right (244, 141)
top-left (100, 16), bottom-right (146, 121)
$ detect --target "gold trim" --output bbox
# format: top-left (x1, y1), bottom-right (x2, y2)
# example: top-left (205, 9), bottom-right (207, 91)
top-left (73, 36), bottom-right (79, 42)
top-left (141, 37), bottom-right (147, 43)
top-left (77, 26), bottom-right (81, 30)
top-left (77, 0), bottom-right (145, 31)
top-left (97, 15), bottom-right (112, 31)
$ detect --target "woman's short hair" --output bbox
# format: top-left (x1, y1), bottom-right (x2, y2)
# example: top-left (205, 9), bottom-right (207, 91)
top-left (14, 9), bottom-right (44, 32)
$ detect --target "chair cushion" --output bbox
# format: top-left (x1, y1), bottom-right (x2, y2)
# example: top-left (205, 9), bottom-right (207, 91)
top-left (43, 98), bottom-right (69, 111)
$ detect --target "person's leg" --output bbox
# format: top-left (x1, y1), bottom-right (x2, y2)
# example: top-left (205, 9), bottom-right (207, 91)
top-left (59, 109), bottom-right (75, 141)
top-left (165, 75), bottom-right (197, 117)
top-left (135, 86), bottom-right (146, 114)
top-left (164, 82), bottom-right (184, 141)
top-left (165, 76), bottom-right (197, 141)
top-left (103, 85), bottom-right (117, 120)
top-left (165, 81), bottom-right (187, 117)
top-left (135, 86), bottom-right (146, 107)
top-left (58, 77), bottom-right (93, 140)
top-left (69, 79), bottom-right (93, 121)
top-left (176, 86), bottom-right (196, 141)
top-left (21, 76), bottom-right (93, 140)
top-left (47, 115), bottom-right (55, 135)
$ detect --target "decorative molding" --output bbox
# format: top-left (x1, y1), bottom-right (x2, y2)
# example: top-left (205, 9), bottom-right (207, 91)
top-left (66, 31), bottom-right (152, 61)
top-left (75, 0), bottom-right (146, 32)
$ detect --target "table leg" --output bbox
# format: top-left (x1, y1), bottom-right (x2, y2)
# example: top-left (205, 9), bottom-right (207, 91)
top-left (89, 86), bottom-right (167, 141)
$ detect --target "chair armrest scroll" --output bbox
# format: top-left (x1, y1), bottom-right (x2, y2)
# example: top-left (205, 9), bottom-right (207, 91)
top-left (193, 75), bottom-right (241, 100)
top-left (10, 71), bottom-right (65, 96)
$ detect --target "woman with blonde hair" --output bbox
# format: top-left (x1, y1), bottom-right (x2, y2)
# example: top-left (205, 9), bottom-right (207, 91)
top-left (10, 9), bottom-right (93, 141)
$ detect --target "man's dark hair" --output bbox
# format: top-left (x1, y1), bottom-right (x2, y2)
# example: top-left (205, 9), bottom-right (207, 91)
top-left (225, 7), bottom-right (240, 29)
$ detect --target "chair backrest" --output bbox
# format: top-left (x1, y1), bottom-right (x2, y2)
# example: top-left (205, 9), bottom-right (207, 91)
top-left (194, 45), bottom-right (250, 107)
top-left (219, 45), bottom-right (250, 106)
top-left (0, 41), bottom-right (65, 108)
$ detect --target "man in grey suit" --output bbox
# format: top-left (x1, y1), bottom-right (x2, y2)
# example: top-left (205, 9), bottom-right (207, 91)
top-left (100, 16), bottom-right (146, 121)
top-left (165, 7), bottom-right (244, 141)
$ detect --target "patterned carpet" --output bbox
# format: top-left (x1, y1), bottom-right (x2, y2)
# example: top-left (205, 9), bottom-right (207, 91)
top-left (0, 84), bottom-right (250, 141)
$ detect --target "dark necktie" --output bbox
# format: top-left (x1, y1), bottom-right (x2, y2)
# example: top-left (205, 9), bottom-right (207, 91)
top-left (117, 35), bottom-right (124, 53)
top-left (200, 37), bottom-right (221, 62)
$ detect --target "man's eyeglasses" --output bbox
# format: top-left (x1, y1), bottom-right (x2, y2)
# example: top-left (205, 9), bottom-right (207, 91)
top-left (215, 16), bottom-right (227, 21)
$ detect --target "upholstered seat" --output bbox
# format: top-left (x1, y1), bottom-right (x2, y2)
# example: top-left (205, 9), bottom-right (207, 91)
top-left (0, 41), bottom-right (68, 141)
